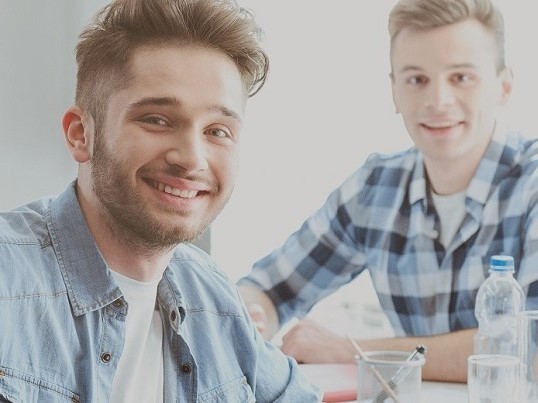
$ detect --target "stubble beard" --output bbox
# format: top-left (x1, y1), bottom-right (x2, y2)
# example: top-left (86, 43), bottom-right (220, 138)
top-left (90, 134), bottom-right (230, 254)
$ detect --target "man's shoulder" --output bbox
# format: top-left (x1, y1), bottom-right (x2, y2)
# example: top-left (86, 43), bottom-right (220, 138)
top-left (342, 147), bottom-right (418, 190)
top-left (362, 147), bottom-right (418, 170)
top-left (167, 243), bottom-right (244, 309)
top-left (0, 196), bottom-right (55, 245)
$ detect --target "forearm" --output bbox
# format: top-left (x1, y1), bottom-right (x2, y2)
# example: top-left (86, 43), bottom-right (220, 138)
top-left (238, 284), bottom-right (280, 339)
top-left (358, 328), bottom-right (475, 383)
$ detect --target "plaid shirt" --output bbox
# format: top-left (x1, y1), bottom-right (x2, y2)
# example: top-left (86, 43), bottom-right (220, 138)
top-left (239, 130), bottom-right (538, 337)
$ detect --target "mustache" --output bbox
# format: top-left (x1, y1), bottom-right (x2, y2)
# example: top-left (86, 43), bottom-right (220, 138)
top-left (142, 166), bottom-right (217, 189)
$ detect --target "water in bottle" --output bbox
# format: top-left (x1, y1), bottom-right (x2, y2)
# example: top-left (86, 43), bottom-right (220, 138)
top-left (474, 255), bottom-right (525, 356)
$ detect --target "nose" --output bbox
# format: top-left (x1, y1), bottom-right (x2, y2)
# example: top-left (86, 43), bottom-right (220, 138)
top-left (164, 128), bottom-right (209, 172)
top-left (425, 80), bottom-right (455, 111)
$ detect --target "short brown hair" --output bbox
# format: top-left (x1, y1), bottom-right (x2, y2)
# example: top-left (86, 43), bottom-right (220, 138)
top-left (388, 0), bottom-right (505, 70)
top-left (75, 0), bottom-right (269, 129)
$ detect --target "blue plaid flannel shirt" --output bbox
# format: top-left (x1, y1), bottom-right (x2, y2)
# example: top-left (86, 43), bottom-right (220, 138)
top-left (239, 130), bottom-right (538, 337)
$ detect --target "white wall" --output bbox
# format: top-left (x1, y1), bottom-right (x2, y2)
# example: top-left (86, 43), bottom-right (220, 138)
top-left (2, 1), bottom-right (538, 333)
top-left (0, 1), bottom-right (109, 210)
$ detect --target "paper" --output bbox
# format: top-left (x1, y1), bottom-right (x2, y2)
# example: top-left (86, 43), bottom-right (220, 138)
top-left (298, 363), bottom-right (357, 402)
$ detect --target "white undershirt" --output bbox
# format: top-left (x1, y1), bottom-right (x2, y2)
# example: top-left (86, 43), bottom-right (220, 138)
top-left (109, 270), bottom-right (164, 403)
top-left (431, 190), bottom-right (466, 248)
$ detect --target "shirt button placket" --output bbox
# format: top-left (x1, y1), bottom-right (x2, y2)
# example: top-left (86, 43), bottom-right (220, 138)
top-left (181, 363), bottom-right (192, 374)
top-left (101, 352), bottom-right (112, 363)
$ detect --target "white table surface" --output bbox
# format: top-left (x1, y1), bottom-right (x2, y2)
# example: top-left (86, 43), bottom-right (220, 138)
top-left (298, 363), bottom-right (468, 402)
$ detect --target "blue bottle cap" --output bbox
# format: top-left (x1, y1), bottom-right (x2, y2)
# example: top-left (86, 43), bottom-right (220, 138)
top-left (490, 255), bottom-right (514, 271)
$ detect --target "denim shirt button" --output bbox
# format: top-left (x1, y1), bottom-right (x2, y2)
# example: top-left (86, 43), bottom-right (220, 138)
top-left (113, 299), bottom-right (123, 308)
top-left (0, 369), bottom-right (4, 377)
top-left (71, 397), bottom-right (80, 403)
top-left (181, 363), bottom-right (192, 374)
top-left (101, 352), bottom-right (112, 363)
top-left (170, 310), bottom-right (177, 322)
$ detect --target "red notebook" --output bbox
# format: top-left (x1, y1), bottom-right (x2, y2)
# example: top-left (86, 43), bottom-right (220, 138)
top-left (298, 363), bottom-right (357, 402)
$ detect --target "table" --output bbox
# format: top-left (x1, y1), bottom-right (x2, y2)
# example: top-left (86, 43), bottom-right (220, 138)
top-left (298, 363), bottom-right (468, 402)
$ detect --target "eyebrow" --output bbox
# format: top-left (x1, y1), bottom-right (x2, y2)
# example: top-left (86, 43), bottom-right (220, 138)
top-left (127, 96), bottom-right (242, 123)
top-left (397, 63), bottom-right (478, 75)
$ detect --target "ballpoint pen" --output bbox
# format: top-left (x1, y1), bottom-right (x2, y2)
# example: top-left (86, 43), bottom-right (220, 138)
top-left (372, 345), bottom-right (427, 403)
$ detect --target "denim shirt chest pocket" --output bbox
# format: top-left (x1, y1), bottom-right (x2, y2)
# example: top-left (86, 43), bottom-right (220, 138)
top-left (0, 367), bottom-right (80, 403)
top-left (197, 376), bottom-right (254, 403)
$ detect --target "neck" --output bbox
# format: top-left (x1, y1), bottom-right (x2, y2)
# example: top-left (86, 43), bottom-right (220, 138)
top-left (425, 128), bottom-right (495, 195)
top-left (425, 156), bottom-right (479, 195)
top-left (76, 185), bottom-right (173, 282)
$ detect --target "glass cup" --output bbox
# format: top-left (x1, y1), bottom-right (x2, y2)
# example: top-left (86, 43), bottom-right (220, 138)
top-left (518, 310), bottom-right (538, 402)
top-left (356, 350), bottom-right (425, 403)
top-left (467, 354), bottom-right (520, 403)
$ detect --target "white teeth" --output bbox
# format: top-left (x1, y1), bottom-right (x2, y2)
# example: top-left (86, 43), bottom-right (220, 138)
top-left (154, 181), bottom-right (198, 199)
top-left (426, 122), bottom-right (458, 128)
top-left (171, 188), bottom-right (197, 198)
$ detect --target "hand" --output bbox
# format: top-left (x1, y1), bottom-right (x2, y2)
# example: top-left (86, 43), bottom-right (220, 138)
top-left (247, 303), bottom-right (268, 336)
top-left (280, 318), bottom-right (355, 363)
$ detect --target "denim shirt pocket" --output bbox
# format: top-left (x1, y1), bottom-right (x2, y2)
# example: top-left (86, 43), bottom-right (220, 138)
top-left (0, 366), bottom-right (80, 403)
top-left (198, 375), bottom-right (255, 403)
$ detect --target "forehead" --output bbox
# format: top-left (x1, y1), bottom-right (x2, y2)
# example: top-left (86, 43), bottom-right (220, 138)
top-left (391, 19), bottom-right (498, 72)
top-left (118, 44), bottom-right (246, 114)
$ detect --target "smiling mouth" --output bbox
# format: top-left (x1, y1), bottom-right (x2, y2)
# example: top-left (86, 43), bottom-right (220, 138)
top-left (421, 121), bottom-right (463, 130)
top-left (151, 180), bottom-right (199, 199)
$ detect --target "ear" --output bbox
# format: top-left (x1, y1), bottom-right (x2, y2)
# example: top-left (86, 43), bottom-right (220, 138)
top-left (498, 67), bottom-right (513, 106)
top-left (390, 72), bottom-right (400, 114)
top-left (62, 106), bottom-right (93, 163)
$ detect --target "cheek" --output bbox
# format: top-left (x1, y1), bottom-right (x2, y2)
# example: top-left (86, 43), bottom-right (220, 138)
top-left (214, 149), bottom-right (239, 184)
top-left (394, 91), bottom-right (418, 115)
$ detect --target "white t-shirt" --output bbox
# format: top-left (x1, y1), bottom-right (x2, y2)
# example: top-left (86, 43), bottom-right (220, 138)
top-left (109, 270), bottom-right (164, 403)
top-left (431, 190), bottom-right (466, 249)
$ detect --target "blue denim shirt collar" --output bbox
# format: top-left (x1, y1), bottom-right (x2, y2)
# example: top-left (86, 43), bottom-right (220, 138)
top-left (47, 181), bottom-right (122, 317)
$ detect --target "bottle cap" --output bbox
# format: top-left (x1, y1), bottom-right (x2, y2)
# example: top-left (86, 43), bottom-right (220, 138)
top-left (490, 255), bottom-right (515, 271)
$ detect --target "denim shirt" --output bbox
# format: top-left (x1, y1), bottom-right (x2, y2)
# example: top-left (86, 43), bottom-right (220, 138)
top-left (0, 183), bottom-right (321, 402)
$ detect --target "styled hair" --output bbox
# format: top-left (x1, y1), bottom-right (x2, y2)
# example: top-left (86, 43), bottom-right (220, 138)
top-left (75, 0), bottom-right (269, 129)
top-left (388, 0), bottom-right (505, 70)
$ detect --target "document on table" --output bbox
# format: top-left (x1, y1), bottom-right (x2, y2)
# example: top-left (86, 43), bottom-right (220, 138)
top-left (298, 363), bottom-right (357, 402)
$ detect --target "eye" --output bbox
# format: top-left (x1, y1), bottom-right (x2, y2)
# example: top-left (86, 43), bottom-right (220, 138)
top-left (140, 115), bottom-right (169, 127)
top-left (205, 127), bottom-right (231, 139)
top-left (452, 73), bottom-right (472, 84)
top-left (407, 75), bottom-right (428, 86)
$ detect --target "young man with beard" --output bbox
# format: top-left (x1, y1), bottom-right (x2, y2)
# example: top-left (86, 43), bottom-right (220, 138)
top-left (239, 0), bottom-right (538, 383)
top-left (0, 0), bottom-right (321, 401)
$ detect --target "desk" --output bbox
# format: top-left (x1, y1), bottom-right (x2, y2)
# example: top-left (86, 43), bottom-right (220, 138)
top-left (299, 363), bottom-right (468, 402)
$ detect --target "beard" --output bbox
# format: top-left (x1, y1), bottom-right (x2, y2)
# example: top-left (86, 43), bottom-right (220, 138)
top-left (90, 134), bottom-right (231, 253)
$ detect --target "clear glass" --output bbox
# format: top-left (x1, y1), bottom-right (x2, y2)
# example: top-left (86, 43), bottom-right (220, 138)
top-left (356, 351), bottom-right (425, 403)
top-left (518, 310), bottom-right (538, 402)
top-left (467, 354), bottom-right (520, 403)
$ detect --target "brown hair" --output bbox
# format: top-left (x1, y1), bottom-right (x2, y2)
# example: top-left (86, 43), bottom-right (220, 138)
top-left (389, 0), bottom-right (505, 70)
top-left (75, 0), bottom-right (269, 129)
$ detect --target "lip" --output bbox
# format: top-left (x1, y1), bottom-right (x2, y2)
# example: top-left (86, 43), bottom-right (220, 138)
top-left (419, 121), bottom-right (465, 136)
top-left (140, 175), bottom-right (211, 210)
top-left (146, 174), bottom-right (211, 192)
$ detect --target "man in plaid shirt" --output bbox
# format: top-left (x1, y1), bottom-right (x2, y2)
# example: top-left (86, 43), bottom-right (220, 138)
top-left (238, 0), bottom-right (538, 382)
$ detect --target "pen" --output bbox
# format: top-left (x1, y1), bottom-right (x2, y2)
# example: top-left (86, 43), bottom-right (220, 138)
top-left (345, 334), bottom-right (401, 403)
top-left (373, 345), bottom-right (427, 403)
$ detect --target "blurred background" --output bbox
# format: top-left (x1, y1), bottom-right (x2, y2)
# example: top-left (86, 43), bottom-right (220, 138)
top-left (1, 1), bottom-right (537, 338)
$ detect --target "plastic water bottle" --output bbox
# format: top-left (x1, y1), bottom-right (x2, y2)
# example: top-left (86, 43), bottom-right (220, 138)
top-left (474, 255), bottom-right (525, 356)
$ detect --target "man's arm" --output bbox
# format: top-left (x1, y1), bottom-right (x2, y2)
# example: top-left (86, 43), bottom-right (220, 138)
top-left (279, 318), bottom-right (474, 383)
top-left (238, 284), bottom-right (280, 340)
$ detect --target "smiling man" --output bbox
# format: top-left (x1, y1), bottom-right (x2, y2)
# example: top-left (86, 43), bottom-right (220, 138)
top-left (0, 0), bottom-right (321, 401)
top-left (239, 0), bottom-right (538, 382)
